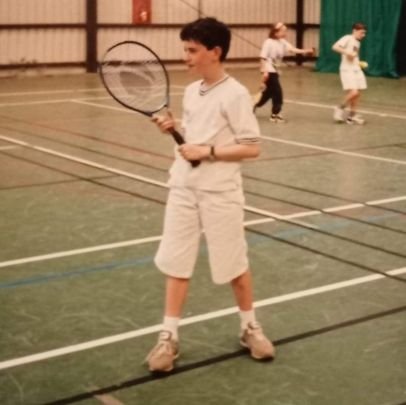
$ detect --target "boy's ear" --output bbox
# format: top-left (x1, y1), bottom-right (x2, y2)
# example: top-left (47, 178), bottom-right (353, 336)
top-left (212, 46), bottom-right (223, 61)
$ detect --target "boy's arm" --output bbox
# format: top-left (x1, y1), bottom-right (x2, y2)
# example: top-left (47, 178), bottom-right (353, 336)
top-left (290, 47), bottom-right (314, 55)
top-left (178, 143), bottom-right (260, 162)
top-left (332, 37), bottom-right (356, 59)
top-left (283, 39), bottom-right (313, 55)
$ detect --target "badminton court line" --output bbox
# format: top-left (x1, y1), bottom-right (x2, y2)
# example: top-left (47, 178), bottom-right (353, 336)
top-left (260, 136), bottom-right (406, 165)
top-left (0, 85), bottom-right (185, 98)
top-left (1, 192), bottom-right (405, 270)
top-left (0, 265), bottom-right (404, 371)
top-left (0, 134), bottom-right (318, 229)
top-left (0, 133), bottom-right (405, 269)
top-left (71, 98), bottom-right (406, 166)
top-left (0, 88), bottom-right (107, 97)
top-left (285, 98), bottom-right (406, 121)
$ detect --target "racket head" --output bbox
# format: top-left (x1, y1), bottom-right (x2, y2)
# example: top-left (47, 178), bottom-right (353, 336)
top-left (99, 40), bottom-right (171, 116)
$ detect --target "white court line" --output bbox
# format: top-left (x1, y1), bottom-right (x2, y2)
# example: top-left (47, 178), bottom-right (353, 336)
top-left (260, 136), bottom-right (406, 165)
top-left (0, 216), bottom-right (293, 269)
top-left (367, 196), bottom-right (406, 205)
top-left (285, 98), bottom-right (406, 121)
top-left (0, 133), bottom-right (405, 269)
top-left (0, 88), bottom-right (107, 97)
top-left (0, 145), bottom-right (19, 151)
top-left (0, 85), bottom-right (185, 98)
top-left (0, 93), bottom-right (185, 108)
top-left (323, 203), bottom-right (364, 213)
top-left (0, 98), bottom-right (79, 108)
top-left (2, 192), bottom-right (404, 269)
top-left (0, 134), bottom-right (318, 230)
top-left (0, 135), bottom-right (167, 188)
top-left (73, 96), bottom-right (405, 167)
top-left (0, 266), bottom-right (404, 371)
top-left (0, 83), bottom-right (404, 120)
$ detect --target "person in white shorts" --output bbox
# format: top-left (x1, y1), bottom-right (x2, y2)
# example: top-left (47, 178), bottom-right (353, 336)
top-left (332, 22), bottom-right (368, 124)
top-left (146, 17), bottom-right (275, 373)
top-left (254, 22), bottom-right (314, 123)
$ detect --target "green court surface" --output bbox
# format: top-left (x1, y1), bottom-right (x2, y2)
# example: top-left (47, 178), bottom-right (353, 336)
top-left (0, 67), bottom-right (405, 405)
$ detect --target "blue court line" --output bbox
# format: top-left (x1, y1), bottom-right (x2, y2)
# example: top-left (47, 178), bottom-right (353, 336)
top-left (0, 212), bottom-right (401, 290)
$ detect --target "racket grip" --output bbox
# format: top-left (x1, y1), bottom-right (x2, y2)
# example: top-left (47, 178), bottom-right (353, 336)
top-left (169, 128), bottom-right (201, 167)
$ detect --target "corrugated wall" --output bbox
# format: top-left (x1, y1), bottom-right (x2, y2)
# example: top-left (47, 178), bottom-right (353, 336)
top-left (0, 0), bottom-right (321, 73)
top-left (0, 0), bottom-right (85, 67)
top-left (0, 0), bottom-right (85, 23)
top-left (98, 0), bottom-right (308, 61)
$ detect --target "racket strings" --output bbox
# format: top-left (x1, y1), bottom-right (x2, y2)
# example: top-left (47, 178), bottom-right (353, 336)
top-left (101, 44), bottom-right (168, 114)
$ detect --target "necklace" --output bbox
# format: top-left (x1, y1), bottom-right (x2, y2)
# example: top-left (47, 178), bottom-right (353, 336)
top-left (199, 75), bottom-right (230, 96)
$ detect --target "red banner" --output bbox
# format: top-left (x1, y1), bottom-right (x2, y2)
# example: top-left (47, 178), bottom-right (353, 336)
top-left (132, 0), bottom-right (151, 24)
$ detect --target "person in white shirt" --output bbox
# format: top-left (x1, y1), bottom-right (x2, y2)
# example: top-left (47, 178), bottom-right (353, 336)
top-left (254, 22), bottom-right (314, 122)
top-left (332, 22), bottom-right (368, 124)
top-left (146, 17), bottom-right (275, 373)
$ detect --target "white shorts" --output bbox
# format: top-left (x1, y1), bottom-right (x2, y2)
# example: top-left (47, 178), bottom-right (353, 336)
top-left (154, 187), bottom-right (249, 284)
top-left (340, 69), bottom-right (367, 90)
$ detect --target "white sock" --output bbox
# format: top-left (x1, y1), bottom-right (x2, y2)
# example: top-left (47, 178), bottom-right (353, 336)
top-left (162, 316), bottom-right (180, 341)
top-left (239, 309), bottom-right (256, 330)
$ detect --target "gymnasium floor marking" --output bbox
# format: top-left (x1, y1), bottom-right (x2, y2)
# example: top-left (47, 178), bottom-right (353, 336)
top-left (285, 98), bottom-right (406, 120)
top-left (0, 266), bottom-right (405, 371)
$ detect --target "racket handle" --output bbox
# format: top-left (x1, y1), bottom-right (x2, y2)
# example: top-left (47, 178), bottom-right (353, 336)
top-left (169, 128), bottom-right (201, 168)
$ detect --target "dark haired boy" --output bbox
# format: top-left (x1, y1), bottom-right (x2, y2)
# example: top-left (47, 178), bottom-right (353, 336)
top-left (332, 22), bottom-right (368, 124)
top-left (146, 17), bottom-right (274, 372)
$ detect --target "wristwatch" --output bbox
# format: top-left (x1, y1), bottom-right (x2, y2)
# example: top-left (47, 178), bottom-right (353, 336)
top-left (209, 145), bottom-right (216, 161)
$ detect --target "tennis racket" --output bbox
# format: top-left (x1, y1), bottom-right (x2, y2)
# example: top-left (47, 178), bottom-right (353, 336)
top-left (99, 40), bottom-right (200, 167)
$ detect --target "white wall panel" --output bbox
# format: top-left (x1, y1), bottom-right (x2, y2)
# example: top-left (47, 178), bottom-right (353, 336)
top-left (98, 0), bottom-right (132, 24)
top-left (0, 0), bottom-right (85, 24)
top-left (99, 28), bottom-right (183, 60)
top-left (97, 0), bottom-right (298, 25)
top-left (303, 28), bottom-right (320, 50)
top-left (98, 26), bottom-right (297, 62)
top-left (203, 0), bottom-right (296, 24)
top-left (304, 0), bottom-right (321, 24)
top-left (97, 0), bottom-right (199, 24)
top-left (152, 0), bottom-right (198, 23)
top-left (0, 30), bottom-right (85, 64)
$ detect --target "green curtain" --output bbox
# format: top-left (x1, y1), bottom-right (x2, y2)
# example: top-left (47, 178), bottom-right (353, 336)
top-left (396, 0), bottom-right (406, 75)
top-left (316, 0), bottom-right (403, 77)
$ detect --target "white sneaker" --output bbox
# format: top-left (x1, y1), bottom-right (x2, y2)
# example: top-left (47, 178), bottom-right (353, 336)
top-left (333, 106), bottom-right (346, 122)
top-left (270, 114), bottom-right (286, 123)
top-left (240, 321), bottom-right (275, 360)
top-left (146, 330), bottom-right (179, 372)
top-left (346, 114), bottom-right (365, 125)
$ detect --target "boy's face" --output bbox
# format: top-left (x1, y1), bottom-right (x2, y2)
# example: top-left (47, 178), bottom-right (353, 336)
top-left (353, 29), bottom-right (366, 40)
top-left (275, 25), bottom-right (287, 39)
top-left (182, 40), bottom-right (221, 75)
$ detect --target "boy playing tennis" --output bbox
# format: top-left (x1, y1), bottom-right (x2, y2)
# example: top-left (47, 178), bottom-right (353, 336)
top-left (147, 17), bottom-right (275, 372)
top-left (332, 22), bottom-right (368, 124)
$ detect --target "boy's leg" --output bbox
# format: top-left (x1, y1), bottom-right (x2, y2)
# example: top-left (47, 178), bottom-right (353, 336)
top-left (231, 270), bottom-right (254, 312)
top-left (146, 276), bottom-right (189, 372)
top-left (270, 74), bottom-right (284, 122)
top-left (231, 271), bottom-right (275, 360)
top-left (346, 90), bottom-right (364, 124)
top-left (334, 90), bottom-right (357, 122)
top-left (200, 189), bottom-right (274, 360)
top-left (163, 275), bottom-right (190, 339)
top-left (147, 187), bottom-right (200, 372)
top-left (254, 75), bottom-right (273, 110)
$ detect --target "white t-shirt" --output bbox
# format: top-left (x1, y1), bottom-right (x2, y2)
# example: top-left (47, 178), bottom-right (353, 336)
top-left (334, 34), bottom-right (362, 71)
top-left (260, 38), bottom-right (294, 73)
top-left (167, 76), bottom-right (260, 191)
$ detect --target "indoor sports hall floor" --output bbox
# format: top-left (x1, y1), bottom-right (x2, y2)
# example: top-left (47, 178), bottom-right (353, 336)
top-left (0, 66), bottom-right (405, 405)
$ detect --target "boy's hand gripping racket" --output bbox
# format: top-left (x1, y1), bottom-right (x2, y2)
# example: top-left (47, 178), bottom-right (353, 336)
top-left (99, 40), bottom-right (200, 167)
